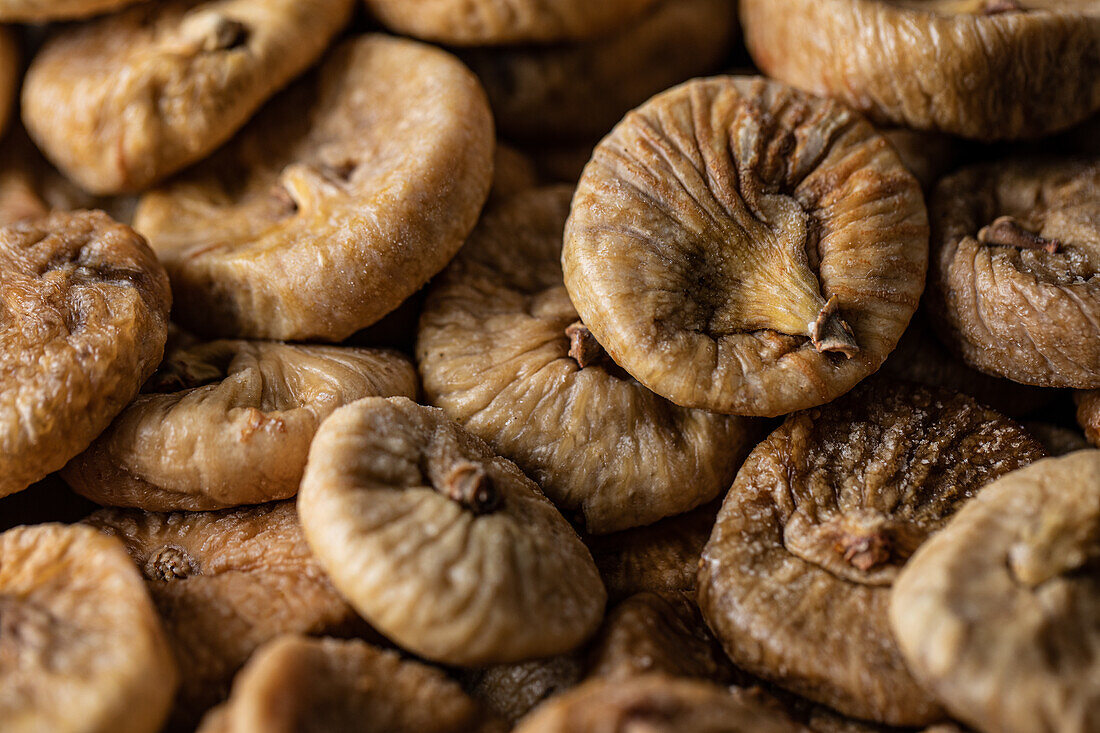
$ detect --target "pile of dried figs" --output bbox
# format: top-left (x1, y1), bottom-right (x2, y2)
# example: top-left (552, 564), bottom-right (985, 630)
top-left (0, 1), bottom-right (1098, 732)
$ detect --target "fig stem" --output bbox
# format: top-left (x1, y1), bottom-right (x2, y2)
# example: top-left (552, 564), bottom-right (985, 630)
top-left (977, 216), bottom-right (1060, 253)
top-left (809, 296), bottom-right (859, 359)
top-left (442, 461), bottom-right (500, 515)
top-left (565, 321), bottom-right (606, 369)
top-left (981, 0), bottom-right (1024, 14)
top-left (833, 531), bottom-right (892, 572)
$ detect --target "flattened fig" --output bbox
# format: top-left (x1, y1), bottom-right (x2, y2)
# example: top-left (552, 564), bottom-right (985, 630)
top-left (0, 0), bottom-right (141, 21)
top-left (298, 396), bottom-right (606, 666)
top-left (461, 655), bottom-right (585, 725)
top-left (890, 451), bottom-right (1100, 733)
top-left (697, 381), bottom-right (1045, 725)
top-left (741, 0), bottom-right (1100, 140)
top-left (564, 76), bottom-right (928, 417)
top-left (419, 187), bottom-right (756, 533)
top-left (134, 35), bottom-right (494, 341)
top-left (0, 211), bottom-right (171, 499)
top-left (22, 0), bottom-right (353, 194)
top-left (0, 523), bottom-right (177, 733)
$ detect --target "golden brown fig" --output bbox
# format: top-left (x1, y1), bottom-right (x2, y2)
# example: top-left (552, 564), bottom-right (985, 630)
top-left (62, 340), bottom-right (417, 511)
top-left (890, 451), bottom-right (1100, 733)
top-left (741, 0), bottom-right (1100, 140)
top-left (564, 76), bottom-right (928, 417)
top-left (697, 381), bottom-right (1045, 725)
top-left (298, 396), bottom-right (606, 666)
top-left (419, 187), bottom-right (756, 533)
top-left (0, 211), bottom-right (171, 499)
top-left (461, 655), bottom-right (586, 725)
top-left (134, 35), bottom-right (494, 342)
top-left (928, 158), bottom-right (1100, 388)
top-left (22, 0), bottom-right (353, 195)
top-left (1076, 389), bottom-right (1100, 445)
top-left (0, 523), bottom-right (178, 733)
top-left (85, 501), bottom-right (362, 730)
top-left (0, 0), bottom-right (141, 21)
top-left (461, 0), bottom-right (738, 142)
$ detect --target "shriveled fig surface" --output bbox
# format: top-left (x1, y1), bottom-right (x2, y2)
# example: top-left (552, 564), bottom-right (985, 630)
top-left (697, 381), bottom-right (1045, 725)
top-left (461, 654), bottom-right (586, 725)
top-left (419, 187), bottom-right (756, 533)
top-left (564, 76), bottom-right (928, 417)
top-left (0, 0), bottom-right (141, 21)
top-left (22, 0), bottom-right (353, 194)
top-left (1076, 390), bottom-right (1100, 445)
top-left (134, 34), bottom-right (494, 341)
top-left (0, 523), bottom-right (178, 733)
top-left (741, 0), bottom-right (1100, 140)
top-left (299, 396), bottom-right (606, 666)
top-left (85, 501), bottom-right (362, 730)
top-left (890, 451), bottom-right (1100, 733)
top-left (362, 0), bottom-right (659, 46)
top-left (461, 0), bottom-right (737, 142)
top-left (0, 211), bottom-right (171, 499)
top-left (198, 635), bottom-right (500, 733)
top-left (928, 158), bottom-right (1100, 387)
top-left (63, 341), bottom-right (417, 511)
top-left (0, 28), bottom-right (13, 139)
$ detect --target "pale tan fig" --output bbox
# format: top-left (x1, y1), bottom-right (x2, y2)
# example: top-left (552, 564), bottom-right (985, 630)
top-left (298, 396), bottom-right (606, 666)
top-left (462, 0), bottom-right (738, 141)
top-left (0, 211), bottom-right (171, 499)
top-left (62, 340), bottom-right (417, 511)
top-left (928, 158), bottom-right (1100, 387)
top-left (461, 655), bottom-right (586, 725)
top-left (564, 76), bottom-right (928, 417)
top-left (0, 523), bottom-right (178, 733)
top-left (698, 381), bottom-right (1045, 725)
top-left (890, 451), bottom-right (1100, 733)
top-left (0, 0), bottom-right (141, 21)
top-left (741, 0), bottom-right (1100, 140)
top-left (1076, 389), bottom-right (1100, 445)
top-left (134, 35), bottom-right (494, 341)
top-left (22, 0), bottom-right (353, 194)
top-left (419, 187), bottom-right (757, 532)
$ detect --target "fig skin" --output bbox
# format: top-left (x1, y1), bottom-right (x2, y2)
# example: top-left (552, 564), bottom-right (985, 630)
top-left (22, 0), bottom-right (354, 195)
top-left (564, 76), bottom-right (928, 417)
top-left (460, 654), bottom-right (586, 726)
top-left (0, 211), bottom-right (171, 499)
top-left (740, 0), bottom-right (1100, 140)
top-left (0, 0), bottom-right (141, 21)
top-left (890, 451), bottom-right (1100, 733)
top-left (134, 34), bottom-right (495, 342)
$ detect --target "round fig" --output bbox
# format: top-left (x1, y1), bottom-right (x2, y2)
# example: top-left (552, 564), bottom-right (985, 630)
top-left (0, 0), bottom-right (141, 21)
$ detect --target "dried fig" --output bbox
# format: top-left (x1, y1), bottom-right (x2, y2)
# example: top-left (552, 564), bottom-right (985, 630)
top-left (0, 523), bottom-right (177, 733)
top-left (697, 381), bottom-right (1045, 725)
top-left (490, 142), bottom-right (538, 202)
top-left (298, 396), bottom-right (606, 665)
top-left (419, 187), bottom-right (756, 532)
top-left (0, 210), bottom-right (171, 499)
top-left (928, 158), bottom-right (1100, 387)
top-left (461, 655), bottom-right (586, 725)
top-left (85, 501), bottom-right (362, 729)
top-left (461, 0), bottom-right (738, 142)
top-left (0, 0), bottom-right (141, 21)
top-left (563, 76), bottom-right (928, 417)
top-left (740, 0), bottom-right (1100, 140)
top-left (1024, 420), bottom-right (1091, 455)
top-left (881, 129), bottom-right (956, 191)
top-left (62, 340), bottom-right (417, 511)
top-left (22, 0), bottom-right (353, 194)
top-left (890, 451), bottom-right (1100, 733)
top-left (1076, 389), bottom-right (1100, 445)
top-left (133, 35), bottom-right (494, 342)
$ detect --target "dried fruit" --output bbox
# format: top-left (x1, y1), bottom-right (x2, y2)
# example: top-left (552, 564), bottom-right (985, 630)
top-left (890, 451), bottom-right (1100, 733)
top-left (1024, 420), bottom-right (1091, 456)
top-left (62, 340), bottom-right (417, 511)
top-left (298, 396), bottom-right (606, 665)
top-left (0, 0), bottom-right (141, 21)
top-left (0, 127), bottom-right (103, 226)
top-left (22, 0), bottom-right (353, 194)
top-left (133, 35), bottom-right (494, 341)
top-left (0, 523), bottom-right (177, 733)
top-left (490, 143), bottom-right (538, 202)
top-left (85, 501), bottom-right (362, 729)
top-left (563, 76), bottom-right (928, 417)
top-left (0, 211), bottom-right (171, 499)
top-left (928, 158), bottom-right (1100, 388)
top-left (881, 129), bottom-right (956, 191)
top-left (461, 655), bottom-right (586, 725)
top-left (1076, 389), bottom-right (1100, 445)
top-left (741, 0), bottom-right (1100, 140)
top-left (419, 187), bottom-right (755, 532)
top-left (0, 28), bottom-right (13, 138)
top-left (697, 381), bottom-right (1045, 725)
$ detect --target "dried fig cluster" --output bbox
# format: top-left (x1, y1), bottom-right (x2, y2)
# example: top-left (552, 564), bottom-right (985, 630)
top-left (1, 1), bottom-right (1098, 730)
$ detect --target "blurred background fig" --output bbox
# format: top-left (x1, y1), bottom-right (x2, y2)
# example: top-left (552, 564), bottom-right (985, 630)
top-left (0, 0), bottom-right (142, 21)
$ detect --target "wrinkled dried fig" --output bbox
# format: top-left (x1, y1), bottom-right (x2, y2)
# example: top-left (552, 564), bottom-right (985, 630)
top-left (890, 451), bottom-right (1100, 733)
top-left (928, 158), bottom-right (1100, 387)
top-left (22, 0), bottom-right (353, 194)
top-left (0, 0), bottom-right (140, 21)
top-left (0, 211), bottom-right (171, 499)
top-left (697, 381), bottom-right (1045, 725)
top-left (62, 340), bottom-right (417, 511)
top-left (299, 396), bottom-right (606, 665)
top-left (419, 187), bottom-right (756, 532)
top-left (564, 76), bottom-right (928, 417)
top-left (461, 654), bottom-right (586, 725)
top-left (0, 523), bottom-right (177, 733)
top-left (134, 35), bottom-right (494, 341)
top-left (741, 0), bottom-right (1100, 140)
top-left (1076, 389), bottom-right (1100, 445)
